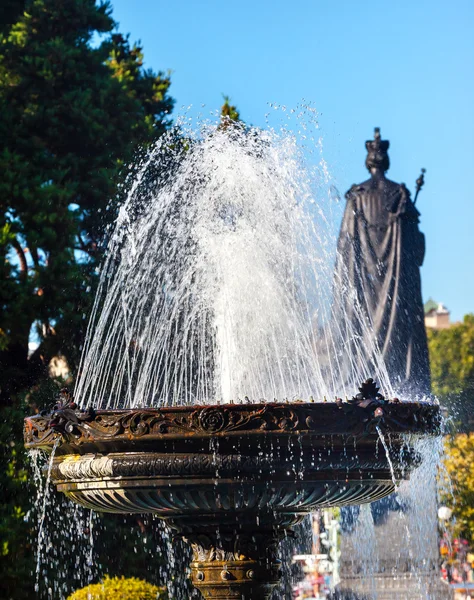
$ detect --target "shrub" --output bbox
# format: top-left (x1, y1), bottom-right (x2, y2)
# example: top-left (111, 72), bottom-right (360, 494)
top-left (67, 575), bottom-right (167, 600)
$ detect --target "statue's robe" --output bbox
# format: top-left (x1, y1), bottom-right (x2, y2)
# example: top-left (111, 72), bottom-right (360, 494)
top-left (334, 176), bottom-right (430, 397)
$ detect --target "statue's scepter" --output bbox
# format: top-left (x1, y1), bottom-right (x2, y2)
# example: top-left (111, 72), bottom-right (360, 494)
top-left (413, 168), bottom-right (426, 205)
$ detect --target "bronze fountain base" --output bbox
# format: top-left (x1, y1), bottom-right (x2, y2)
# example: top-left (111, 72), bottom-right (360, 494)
top-left (24, 381), bottom-right (440, 600)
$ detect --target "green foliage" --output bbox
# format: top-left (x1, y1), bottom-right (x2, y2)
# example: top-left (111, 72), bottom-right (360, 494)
top-left (0, 2), bottom-right (174, 597)
top-left (428, 314), bottom-right (474, 430)
top-left (219, 95), bottom-right (241, 129)
top-left (428, 314), bottom-right (474, 398)
top-left (0, 376), bottom-right (75, 600)
top-left (430, 317), bottom-right (474, 541)
top-left (0, 0), bottom-right (174, 405)
top-left (67, 576), bottom-right (167, 600)
top-left (442, 433), bottom-right (474, 544)
top-left (0, 404), bottom-right (34, 600)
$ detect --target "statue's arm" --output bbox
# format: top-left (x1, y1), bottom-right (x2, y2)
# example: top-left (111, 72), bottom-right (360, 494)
top-left (414, 230), bottom-right (426, 267)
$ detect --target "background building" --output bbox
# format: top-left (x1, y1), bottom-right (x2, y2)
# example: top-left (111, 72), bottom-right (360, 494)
top-left (425, 298), bottom-right (451, 329)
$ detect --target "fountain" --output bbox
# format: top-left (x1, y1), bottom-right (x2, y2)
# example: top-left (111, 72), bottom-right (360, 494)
top-left (24, 382), bottom-right (440, 599)
top-left (24, 119), bottom-right (442, 599)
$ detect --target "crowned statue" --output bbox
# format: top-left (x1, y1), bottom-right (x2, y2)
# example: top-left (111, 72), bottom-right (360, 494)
top-left (335, 128), bottom-right (430, 397)
top-left (335, 131), bottom-right (452, 600)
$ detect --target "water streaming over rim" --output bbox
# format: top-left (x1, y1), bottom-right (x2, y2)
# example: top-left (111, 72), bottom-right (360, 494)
top-left (35, 439), bottom-right (59, 592)
top-left (376, 424), bottom-right (399, 489)
top-left (74, 116), bottom-right (393, 410)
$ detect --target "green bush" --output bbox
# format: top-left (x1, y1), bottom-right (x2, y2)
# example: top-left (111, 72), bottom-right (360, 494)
top-left (67, 576), bottom-right (167, 600)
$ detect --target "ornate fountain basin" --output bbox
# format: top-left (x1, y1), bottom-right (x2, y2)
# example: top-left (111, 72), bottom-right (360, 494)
top-left (24, 384), bottom-right (441, 599)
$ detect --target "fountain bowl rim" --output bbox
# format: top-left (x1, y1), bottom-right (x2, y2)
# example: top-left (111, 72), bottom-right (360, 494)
top-left (23, 398), bottom-right (442, 455)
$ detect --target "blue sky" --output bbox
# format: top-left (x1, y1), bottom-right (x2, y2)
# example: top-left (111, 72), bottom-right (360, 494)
top-left (109, 0), bottom-right (474, 321)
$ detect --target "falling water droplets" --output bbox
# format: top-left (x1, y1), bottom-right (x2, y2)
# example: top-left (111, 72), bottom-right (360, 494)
top-left (376, 425), bottom-right (398, 489)
top-left (35, 439), bottom-right (59, 592)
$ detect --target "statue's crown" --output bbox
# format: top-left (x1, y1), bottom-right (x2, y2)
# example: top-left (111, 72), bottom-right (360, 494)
top-left (365, 127), bottom-right (390, 172)
top-left (365, 127), bottom-right (389, 153)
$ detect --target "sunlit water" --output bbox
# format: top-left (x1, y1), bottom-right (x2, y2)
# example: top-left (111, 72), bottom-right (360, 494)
top-left (74, 115), bottom-right (392, 409)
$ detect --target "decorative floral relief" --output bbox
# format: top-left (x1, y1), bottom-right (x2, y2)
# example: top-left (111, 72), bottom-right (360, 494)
top-left (185, 532), bottom-right (281, 563)
top-left (23, 379), bottom-right (440, 451)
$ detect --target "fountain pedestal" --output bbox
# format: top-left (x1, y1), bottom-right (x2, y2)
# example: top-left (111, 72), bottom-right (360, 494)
top-left (187, 528), bottom-right (284, 599)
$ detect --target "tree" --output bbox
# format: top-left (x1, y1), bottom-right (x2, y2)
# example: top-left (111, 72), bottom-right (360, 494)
top-left (429, 317), bottom-right (474, 542)
top-left (427, 314), bottom-right (474, 431)
top-left (0, 0), bottom-right (174, 405)
top-left (0, 2), bottom-right (174, 597)
top-left (219, 95), bottom-right (241, 129)
top-left (442, 433), bottom-right (474, 544)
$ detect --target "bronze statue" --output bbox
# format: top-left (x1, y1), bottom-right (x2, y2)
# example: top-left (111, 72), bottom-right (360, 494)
top-left (336, 131), bottom-right (451, 600)
top-left (335, 128), bottom-right (430, 397)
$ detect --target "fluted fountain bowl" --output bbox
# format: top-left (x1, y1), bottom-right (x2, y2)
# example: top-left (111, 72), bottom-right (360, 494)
top-left (24, 382), bottom-right (441, 600)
